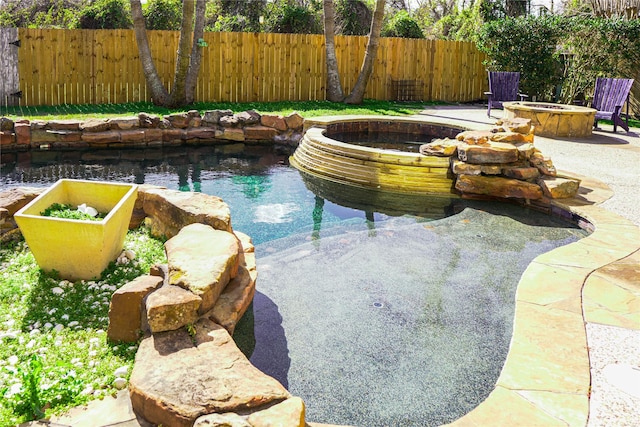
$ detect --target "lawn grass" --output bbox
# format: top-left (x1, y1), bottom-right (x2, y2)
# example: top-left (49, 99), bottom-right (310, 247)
top-left (1, 100), bottom-right (432, 121)
top-left (0, 227), bottom-right (166, 425)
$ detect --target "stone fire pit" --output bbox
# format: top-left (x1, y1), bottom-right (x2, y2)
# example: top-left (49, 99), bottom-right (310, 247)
top-left (503, 101), bottom-right (597, 138)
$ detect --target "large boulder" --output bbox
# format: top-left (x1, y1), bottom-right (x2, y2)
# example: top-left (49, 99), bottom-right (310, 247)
top-left (141, 188), bottom-right (232, 238)
top-left (455, 174), bottom-right (544, 200)
top-left (457, 141), bottom-right (519, 164)
top-left (129, 318), bottom-right (290, 427)
top-left (108, 275), bottom-right (163, 342)
top-left (165, 224), bottom-right (240, 314)
top-left (145, 285), bottom-right (202, 333)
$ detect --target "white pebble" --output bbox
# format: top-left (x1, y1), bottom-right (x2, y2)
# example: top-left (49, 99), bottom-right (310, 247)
top-left (114, 366), bottom-right (129, 377)
top-left (51, 287), bottom-right (64, 295)
top-left (8, 355), bottom-right (19, 365)
top-left (54, 324), bottom-right (64, 332)
top-left (124, 250), bottom-right (136, 260)
top-left (29, 328), bottom-right (41, 336)
top-left (113, 377), bottom-right (127, 390)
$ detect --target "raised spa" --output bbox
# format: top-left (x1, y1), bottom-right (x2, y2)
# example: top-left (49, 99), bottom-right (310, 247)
top-left (290, 117), bottom-right (466, 195)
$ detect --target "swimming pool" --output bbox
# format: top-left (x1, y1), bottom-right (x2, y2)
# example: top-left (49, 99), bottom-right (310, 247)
top-left (1, 144), bottom-right (585, 426)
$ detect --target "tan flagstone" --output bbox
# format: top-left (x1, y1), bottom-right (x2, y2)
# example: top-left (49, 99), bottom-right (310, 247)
top-left (516, 261), bottom-right (588, 307)
top-left (497, 302), bottom-right (590, 394)
top-left (446, 386), bottom-right (568, 426)
top-left (515, 390), bottom-right (588, 426)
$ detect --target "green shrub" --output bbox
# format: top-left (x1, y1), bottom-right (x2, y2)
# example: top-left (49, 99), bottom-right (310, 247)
top-left (476, 15), bottom-right (564, 101)
top-left (382, 10), bottom-right (424, 39)
top-left (75, 0), bottom-right (131, 29)
top-left (263, 0), bottom-right (321, 34)
top-left (142, 0), bottom-right (182, 31)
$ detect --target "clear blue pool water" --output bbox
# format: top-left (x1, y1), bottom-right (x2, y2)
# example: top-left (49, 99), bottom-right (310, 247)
top-left (1, 144), bottom-right (586, 426)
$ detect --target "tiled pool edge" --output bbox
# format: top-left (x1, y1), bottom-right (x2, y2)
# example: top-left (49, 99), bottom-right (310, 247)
top-left (446, 176), bottom-right (640, 427)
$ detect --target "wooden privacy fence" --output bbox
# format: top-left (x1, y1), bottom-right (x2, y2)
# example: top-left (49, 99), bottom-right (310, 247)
top-left (0, 28), bottom-right (488, 107)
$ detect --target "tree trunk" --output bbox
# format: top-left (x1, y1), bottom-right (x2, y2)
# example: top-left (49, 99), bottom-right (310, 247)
top-left (344, 0), bottom-right (385, 105)
top-left (323, 0), bottom-right (344, 102)
top-left (185, 0), bottom-right (206, 104)
top-left (168, 0), bottom-right (195, 107)
top-left (130, 0), bottom-right (169, 105)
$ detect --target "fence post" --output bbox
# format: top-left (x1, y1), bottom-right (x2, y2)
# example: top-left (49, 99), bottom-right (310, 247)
top-left (0, 28), bottom-right (21, 110)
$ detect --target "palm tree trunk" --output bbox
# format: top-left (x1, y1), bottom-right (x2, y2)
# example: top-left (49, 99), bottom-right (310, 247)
top-left (344, 0), bottom-right (385, 104)
top-left (323, 0), bottom-right (344, 102)
top-left (168, 0), bottom-right (195, 107)
top-left (130, 0), bottom-right (169, 105)
top-left (185, 0), bottom-right (206, 104)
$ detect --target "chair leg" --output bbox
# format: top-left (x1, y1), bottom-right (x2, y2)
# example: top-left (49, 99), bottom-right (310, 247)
top-left (487, 102), bottom-right (492, 118)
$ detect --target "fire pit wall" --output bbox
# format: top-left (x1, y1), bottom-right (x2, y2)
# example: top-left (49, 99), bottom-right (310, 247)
top-left (502, 101), bottom-right (597, 138)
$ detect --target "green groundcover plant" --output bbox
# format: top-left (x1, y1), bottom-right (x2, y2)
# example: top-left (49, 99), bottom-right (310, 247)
top-left (0, 227), bottom-right (166, 425)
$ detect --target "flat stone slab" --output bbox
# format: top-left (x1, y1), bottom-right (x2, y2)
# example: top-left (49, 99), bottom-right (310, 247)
top-left (455, 174), bottom-right (543, 200)
top-left (141, 188), bottom-right (232, 239)
top-left (108, 275), bottom-right (163, 342)
top-left (165, 223), bottom-right (239, 314)
top-left (146, 284), bottom-right (202, 333)
top-left (129, 318), bottom-right (290, 427)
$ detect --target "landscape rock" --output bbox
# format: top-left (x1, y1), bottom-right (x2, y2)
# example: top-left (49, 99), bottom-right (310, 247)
top-left (194, 413), bottom-right (251, 427)
top-left (419, 138), bottom-right (459, 157)
top-left (14, 122), bottom-right (31, 145)
top-left (141, 188), bottom-right (232, 238)
top-left (207, 264), bottom-right (256, 335)
top-left (220, 115), bottom-right (241, 127)
top-left (247, 397), bottom-right (306, 427)
top-left (108, 117), bottom-right (140, 130)
top-left (47, 120), bottom-right (82, 131)
top-left (145, 284), bottom-right (202, 333)
top-left (455, 130), bottom-right (494, 145)
top-left (457, 141), bottom-right (519, 164)
top-left (284, 112), bottom-right (304, 130)
top-left (80, 118), bottom-right (110, 132)
top-left (494, 117), bottom-right (533, 134)
top-left (165, 223), bottom-right (239, 314)
top-left (455, 174), bottom-right (543, 200)
top-left (108, 275), bottom-right (163, 342)
top-left (202, 110), bottom-right (233, 126)
top-left (138, 113), bottom-right (161, 128)
top-left (489, 131), bottom-right (532, 143)
top-left (0, 117), bottom-right (13, 131)
top-left (129, 318), bottom-right (290, 427)
top-left (530, 150), bottom-right (557, 176)
top-left (244, 125), bottom-right (278, 141)
top-left (260, 114), bottom-right (288, 131)
top-left (216, 128), bottom-right (245, 141)
top-left (0, 186), bottom-right (44, 216)
top-left (236, 110), bottom-right (260, 125)
top-left (538, 176), bottom-right (581, 199)
top-left (503, 166), bottom-right (540, 181)
top-left (451, 160), bottom-right (502, 176)
top-left (165, 113), bottom-right (191, 129)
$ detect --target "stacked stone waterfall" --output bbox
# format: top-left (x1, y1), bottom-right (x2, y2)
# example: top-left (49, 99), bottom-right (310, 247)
top-left (420, 118), bottom-right (581, 201)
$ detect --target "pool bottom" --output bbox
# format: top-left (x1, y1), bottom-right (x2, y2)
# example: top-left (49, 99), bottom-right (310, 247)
top-left (236, 205), bottom-right (585, 427)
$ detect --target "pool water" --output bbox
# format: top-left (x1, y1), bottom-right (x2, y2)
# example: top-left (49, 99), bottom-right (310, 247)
top-left (329, 131), bottom-right (429, 153)
top-left (1, 145), bottom-right (586, 426)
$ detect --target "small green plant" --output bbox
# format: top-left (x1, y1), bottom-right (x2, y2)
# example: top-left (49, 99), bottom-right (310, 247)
top-left (40, 203), bottom-right (106, 221)
top-left (0, 226), bottom-right (166, 425)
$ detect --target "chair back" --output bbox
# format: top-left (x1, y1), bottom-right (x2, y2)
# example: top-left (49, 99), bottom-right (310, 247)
top-left (592, 78), bottom-right (634, 113)
top-left (488, 71), bottom-right (521, 102)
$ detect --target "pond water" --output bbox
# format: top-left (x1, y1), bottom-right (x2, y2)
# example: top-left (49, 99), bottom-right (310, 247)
top-left (1, 145), bottom-right (586, 426)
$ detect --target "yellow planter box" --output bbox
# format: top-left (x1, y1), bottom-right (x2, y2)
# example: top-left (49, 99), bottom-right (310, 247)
top-left (14, 179), bottom-right (138, 281)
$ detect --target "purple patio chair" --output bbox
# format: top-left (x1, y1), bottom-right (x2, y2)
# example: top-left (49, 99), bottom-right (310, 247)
top-left (485, 71), bottom-right (528, 117)
top-left (592, 77), bottom-right (634, 133)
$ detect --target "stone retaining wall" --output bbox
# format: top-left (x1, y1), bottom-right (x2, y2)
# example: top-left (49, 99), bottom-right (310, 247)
top-left (0, 110), bottom-right (304, 152)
